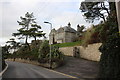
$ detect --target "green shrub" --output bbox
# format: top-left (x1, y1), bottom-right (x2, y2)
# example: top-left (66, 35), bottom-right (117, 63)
top-left (30, 48), bottom-right (39, 60)
top-left (16, 45), bottom-right (31, 59)
top-left (38, 40), bottom-right (50, 62)
top-left (99, 33), bottom-right (120, 78)
top-left (99, 3), bottom-right (120, 78)
top-left (46, 46), bottom-right (65, 67)
top-left (38, 41), bottom-right (64, 66)
top-left (46, 46), bottom-right (64, 61)
top-left (81, 26), bottom-right (95, 46)
top-left (99, 22), bottom-right (109, 43)
top-left (81, 25), bottom-right (102, 47)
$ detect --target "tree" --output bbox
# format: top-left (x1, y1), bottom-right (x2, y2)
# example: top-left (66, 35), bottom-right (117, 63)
top-left (80, 1), bottom-right (120, 78)
top-left (6, 38), bottom-right (20, 53)
top-left (80, 1), bottom-right (110, 22)
top-left (6, 38), bottom-right (21, 60)
top-left (99, 2), bottom-right (120, 78)
top-left (13, 12), bottom-right (45, 50)
top-left (2, 45), bottom-right (10, 55)
top-left (29, 24), bottom-right (45, 42)
top-left (6, 38), bottom-right (15, 52)
top-left (13, 12), bottom-right (34, 50)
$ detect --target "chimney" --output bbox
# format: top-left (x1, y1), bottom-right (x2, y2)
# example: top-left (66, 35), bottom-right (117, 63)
top-left (68, 22), bottom-right (71, 27)
top-left (77, 24), bottom-right (80, 30)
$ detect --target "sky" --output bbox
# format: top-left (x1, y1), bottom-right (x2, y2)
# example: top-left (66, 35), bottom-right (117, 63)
top-left (0, 0), bottom-right (100, 46)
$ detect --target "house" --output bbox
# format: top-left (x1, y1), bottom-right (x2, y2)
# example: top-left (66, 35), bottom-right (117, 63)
top-left (49, 22), bottom-right (83, 44)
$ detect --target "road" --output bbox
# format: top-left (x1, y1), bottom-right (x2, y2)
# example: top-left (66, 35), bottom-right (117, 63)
top-left (3, 61), bottom-right (78, 80)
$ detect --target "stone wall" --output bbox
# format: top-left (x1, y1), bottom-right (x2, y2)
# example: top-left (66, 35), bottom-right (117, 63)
top-left (59, 47), bottom-right (74, 56)
top-left (59, 43), bottom-right (102, 61)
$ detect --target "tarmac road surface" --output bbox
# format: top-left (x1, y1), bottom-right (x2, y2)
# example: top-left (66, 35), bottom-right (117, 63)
top-left (2, 61), bottom-right (78, 80)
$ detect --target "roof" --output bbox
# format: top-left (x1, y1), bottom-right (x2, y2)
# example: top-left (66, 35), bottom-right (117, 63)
top-left (57, 27), bottom-right (64, 33)
top-left (49, 28), bottom-right (57, 35)
top-left (64, 26), bottom-right (76, 33)
top-left (57, 26), bottom-right (76, 33)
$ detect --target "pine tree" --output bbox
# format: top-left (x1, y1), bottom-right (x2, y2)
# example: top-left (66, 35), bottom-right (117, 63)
top-left (13, 12), bottom-right (45, 50)
top-left (80, 1), bottom-right (110, 22)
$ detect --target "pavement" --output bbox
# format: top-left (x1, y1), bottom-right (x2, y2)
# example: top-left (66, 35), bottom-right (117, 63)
top-left (55, 56), bottom-right (99, 79)
top-left (2, 61), bottom-right (79, 80)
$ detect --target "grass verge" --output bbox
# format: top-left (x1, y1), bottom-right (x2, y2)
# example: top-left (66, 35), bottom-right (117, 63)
top-left (52, 41), bottom-right (81, 48)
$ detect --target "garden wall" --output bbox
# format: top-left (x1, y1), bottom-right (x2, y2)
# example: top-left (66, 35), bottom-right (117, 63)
top-left (59, 43), bottom-right (102, 61)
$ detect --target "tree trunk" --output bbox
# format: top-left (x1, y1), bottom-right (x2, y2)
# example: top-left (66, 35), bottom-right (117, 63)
top-left (25, 36), bottom-right (31, 50)
top-left (34, 36), bottom-right (37, 46)
top-left (34, 36), bottom-right (36, 42)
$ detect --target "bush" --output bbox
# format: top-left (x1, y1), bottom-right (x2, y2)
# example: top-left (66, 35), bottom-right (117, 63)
top-left (81, 26), bottom-right (96, 46)
top-left (99, 22), bottom-right (109, 43)
top-left (81, 27), bottom-right (94, 46)
top-left (38, 41), bottom-right (65, 67)
top-left (99, 3), bottom-right (120, 78)
top-left (99, 33), bottom-right (120, 78)
top-left (46, 46), bottom-right (65, 67)
top-left (38, 40), bottom-right (50, 63)
top-left (46, 46), bottom-right (64, 61)
top-left (16, 45), bottom-right (30, 59)
top-left (89, 31), bottom-right (100, 44)
top-left (81, 25), bottom-right (102, 47)
top-left (1, 47), bottom-right (6, 70)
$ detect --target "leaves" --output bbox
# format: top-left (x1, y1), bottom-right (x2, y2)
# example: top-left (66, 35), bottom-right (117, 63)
top-left (13, 12), bottom-right (46, 47)
top-left (80, 1), bottom-right (110, 22)
top-left (38, 40), bottom-right (50, 59)
top-left (99, 2), bottom-right (120, 78)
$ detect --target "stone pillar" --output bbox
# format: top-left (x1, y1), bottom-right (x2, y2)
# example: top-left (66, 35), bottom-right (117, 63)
top-left (116, 1), bottom-right (120, 32)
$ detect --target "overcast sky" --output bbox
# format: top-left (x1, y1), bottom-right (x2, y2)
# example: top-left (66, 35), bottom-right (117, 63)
top-left (0, 0), bottom-right (100, 46)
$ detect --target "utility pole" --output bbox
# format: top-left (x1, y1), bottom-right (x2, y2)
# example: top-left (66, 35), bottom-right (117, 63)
top-left (116, 1), bottom-right (120, 32)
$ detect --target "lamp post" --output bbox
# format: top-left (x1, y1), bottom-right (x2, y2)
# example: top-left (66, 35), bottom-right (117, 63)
top-left (44, 21), bottom-right (52, 69)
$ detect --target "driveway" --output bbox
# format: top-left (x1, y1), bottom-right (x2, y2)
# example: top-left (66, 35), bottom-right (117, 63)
top-left (55, 56), bottom-right (99, 79)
